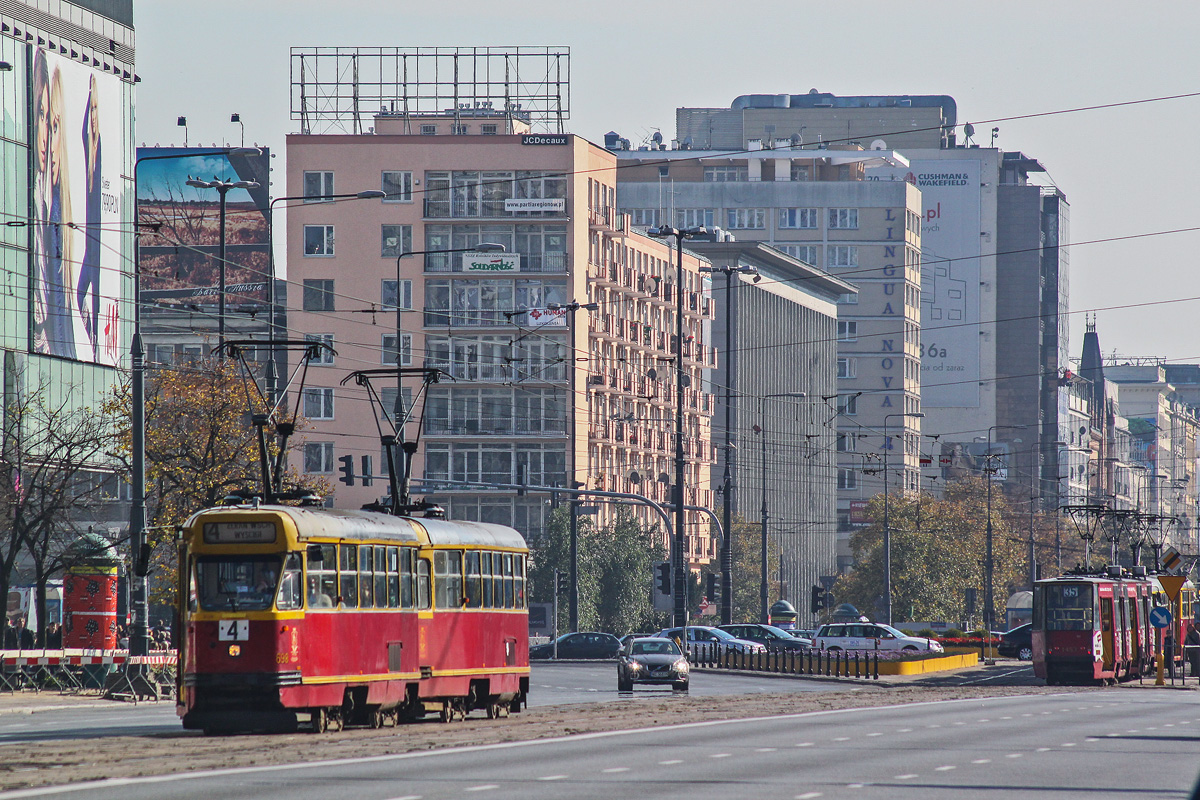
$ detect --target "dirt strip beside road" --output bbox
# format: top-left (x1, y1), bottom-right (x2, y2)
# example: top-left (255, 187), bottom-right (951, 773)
top-left (0, 684), bottom-right (1082, 792)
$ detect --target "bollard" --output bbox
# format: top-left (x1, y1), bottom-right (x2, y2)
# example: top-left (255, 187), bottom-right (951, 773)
top-left (807, 649), bottom-right (813, 675)
top-left (855, 652), bottom-right (860, 678)
top-left (873, 651), bottom-right (879, 680)
top-left (826, 651), bottom-right (832, 677)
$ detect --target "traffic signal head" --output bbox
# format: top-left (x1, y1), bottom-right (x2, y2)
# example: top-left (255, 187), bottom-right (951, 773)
top-left (337, 454), bottom-right (355, 486)
top-left (706, 573), bottom-right (719, 603)
top-left (556, 571), bottom-right (570, 595)
top-left (655, 562), bottom-right (671, 595)
top-left (810, 585), bottom-right (825, 614)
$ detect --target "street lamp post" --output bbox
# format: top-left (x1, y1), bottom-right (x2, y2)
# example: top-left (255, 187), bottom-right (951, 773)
top-left (266, 189), bottom-right (386, 402)
top-left (757, 391), bottom-right (807, 624)
top-left (699, 263), bottom-right (757, 626)
top-left (882, 411), bottom-right (924, 626)
top-left (392, 243), bottom-right (504, 510)
top-left (128, 148), bottom-right (259, 662)
top-left (981, 424), bottom-right (1026, 633)
top-left (185, 176), bottom-right (262, 355)
top-left (649, 225), bottom-right (705, 628)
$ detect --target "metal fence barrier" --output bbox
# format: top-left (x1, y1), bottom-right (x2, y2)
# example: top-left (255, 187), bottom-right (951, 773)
top-left (687, 644), bottom-right (880, 681)
top-left (0, 649), bottom-right (177, 695)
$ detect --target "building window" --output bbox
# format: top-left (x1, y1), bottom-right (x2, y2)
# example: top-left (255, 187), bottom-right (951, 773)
top-left (381, 170), bottom-right (413, 203)
top-left (452, 124), bottom-right (469, 135)
top-left (829, 208), bottom-right (859, 229)
top-left (790, 165), bottom-right (810, 181)
top-left (382, 279), bottom-right (412, 310)
top-left (304, 442), bottom-right (334, 473)
top-left (629, 209), bottom-right (659, 227)
top-left (381, 224), bottom-right (413, 258)
top-left (837, 394), bottom-right (858, 416)
top-left (778, 208), bottom-right (818, 229)
top-left (381, 387), bottom-right (414, 425)
top-left (302, 279), bottom-right (335, 311)
top-left (303, 225), bottom-right (335, 256)
top-left (303, 388), bottom-right (335, 420)
top-left (837, 321), bottom-right (858, 342)
top-left (776, 244), bottom-right (818, 265)
top-left (828, 245), bottom-right (858, 268)
top-left (383, 333), bottom-right (413, 366)
top-left (836, 433), bottom-right (856, 452)
top-left (420, 124), bottom-right (437, 136)
top-left (703, 166), bottom-right (747, 182)
top-left (302, 171), bottom-right (334, 202)
top-left (837, 468), bottom-right (858, 490)
top-left (837, 292), bottom-right (857, 305)
top-left (481, 124), bottom-right (498, 135)
top-left (305, 333), bottom-right (335, 365)
top-left (674, 208), bottom-right (714, 229)
top-left (725, 208), bottom-right (766, 229)
top-left (837, 357), bottom-right (856, 379)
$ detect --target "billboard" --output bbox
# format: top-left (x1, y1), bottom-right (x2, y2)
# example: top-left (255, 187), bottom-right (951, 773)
top-left (868, 158), bottom-right (983, 407)
top-left (136, 146), bottom-right (271, 309)
top-left (30, 48), bottom-right (124, 365)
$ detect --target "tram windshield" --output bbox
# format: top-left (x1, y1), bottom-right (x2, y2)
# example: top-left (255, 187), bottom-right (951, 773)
top-left (196, 555), bottom-right (284, 612)
top-left (1044, 583), bottom-right (1095, 631)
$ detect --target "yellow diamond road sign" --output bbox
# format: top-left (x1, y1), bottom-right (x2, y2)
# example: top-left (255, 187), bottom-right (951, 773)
top-left (1162, 547), bottom-right (1183, 573)
top-left (1159, 575), bottom-right (1187, 603)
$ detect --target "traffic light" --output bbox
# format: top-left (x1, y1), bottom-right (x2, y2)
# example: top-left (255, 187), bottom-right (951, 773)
top-left (360, 455), bottom-right (373, 487)
top-left (810, 585), bottom-right (825, 614)
top-left (655, 562), bottom-right (672, 595)
top-left (337, 454), bottom-right (355, 486)
top-left (965, 587), bottom-right (977, 615)
top-left (706, 573), bottom-right (719, 603)
top-left (556, 570), bottom-right (570, 595)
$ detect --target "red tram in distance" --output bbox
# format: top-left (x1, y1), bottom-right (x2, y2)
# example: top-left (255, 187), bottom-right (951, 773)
top-left (177, 504), bottom-right (530, 734)
top-left (1032, 567), bottom-right (1195, 685)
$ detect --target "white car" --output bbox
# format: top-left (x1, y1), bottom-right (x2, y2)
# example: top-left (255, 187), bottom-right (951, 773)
top-left (813, 622), bottom-right (943, 653)
top-left (655, 625), bottom-right (767, 657)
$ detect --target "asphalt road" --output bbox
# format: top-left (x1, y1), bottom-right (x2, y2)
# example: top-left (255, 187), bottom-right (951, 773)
top-left (5, 688), bottom-right (1197, 799)
top-left (0, 662), bottom-right (849, 745)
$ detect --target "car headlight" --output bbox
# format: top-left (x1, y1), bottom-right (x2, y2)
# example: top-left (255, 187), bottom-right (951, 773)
top-left (674, 659), bottom-right (689, 672)
top-left (627, 661), bottom-right (642, 671)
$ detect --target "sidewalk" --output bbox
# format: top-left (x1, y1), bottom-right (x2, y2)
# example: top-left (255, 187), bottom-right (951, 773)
top-left (0, 690), bottom-right (154, 715)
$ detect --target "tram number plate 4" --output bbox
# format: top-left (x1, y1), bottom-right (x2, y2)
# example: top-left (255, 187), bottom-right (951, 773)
top-left (218, 620), bottom-right (250, 641)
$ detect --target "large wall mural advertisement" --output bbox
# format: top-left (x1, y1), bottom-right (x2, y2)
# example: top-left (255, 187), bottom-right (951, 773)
top-left (30, 47), bottom-right (124, 365)
top-left (135, 146), bottom-right (271, 310)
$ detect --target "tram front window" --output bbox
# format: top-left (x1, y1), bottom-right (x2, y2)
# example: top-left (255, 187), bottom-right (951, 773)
top-left (1045, 584), bottom-right (1095, 631)
top-left (196, 555), bottom-right (283, 611)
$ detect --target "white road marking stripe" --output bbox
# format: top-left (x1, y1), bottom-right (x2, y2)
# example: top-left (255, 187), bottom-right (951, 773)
top-left (755, 748), bottom-right (777, 752)
top-left (833, 736), bottom-right (850, 741)
top-left (1062, 743), bottom-right (1076, 747)
top-left (710, 753), bottom-right (732, 758)
top-left (464, 786), bottom-right (498, 792)
top-left (867, 732), bottom-right (882, 737)
top-left (895, 774), bottom-right (918, 780)
top-left (1036, 747), bottom-right (1051, 752)
top-left (1006, 753), bottom-right (1022, 758)
top-left (537, 775), bottom-right (567, 781)
top-left (935, 765), bottom-right (956, 771)
top-left (659, 760), bottom-right (683, 765)
top-left (796, 742), bottom-right (814, 747)
top-left (602, 767), bottom-right (629, 773)
top-left (796, 793), bottom-right (823, 799)
top-left (972, 759), bottom-right (991, 764)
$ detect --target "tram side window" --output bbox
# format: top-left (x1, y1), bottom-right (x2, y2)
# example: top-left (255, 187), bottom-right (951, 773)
top-left (277, 553), bottom-right (303, 610)
top-left (340, 544), bottom-right (358, 608)
top-left (465, 552), bottom-right (483, 608)
top-left (514, 554), bottom-right (525, 608)
top-left (503, 553), bottom-right (514, 609)
top-left (1045, 584), bottom-right (1094, 631)
top-left (480, 552), bottom-right (493, 607)
top-left (307, 544), bottom-right (337, 608)
top-left (401, 548), bottom-right (415, 608)
top-left (359, 545), bottom-right (375, 608)
top-left (492, 553), bottom-right (505, 607)
top-left (387, 547), bottom-right (400, 608)
top-left (434, 550), bottom-right (464, 608)
top-left (417, 558), bottom-right (431, 609)
top-left (375, 547), bottom-right (388, 607)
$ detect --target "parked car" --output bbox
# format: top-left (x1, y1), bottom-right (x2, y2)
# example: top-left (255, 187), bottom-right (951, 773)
top-left (617, 637), bottom-right (689, 692)
top-left (655, 625), bottom-right (766, 657)
top-left (997, 623), bottom-right (1033, 660)
top-left (718, 623), bottom-right (812, 651)
top-left (813, 622), bottom-right (943, 653)
top-left (529, 631), bottom-right (621, 660)
top-left (618, 633), bottom-right (656, 650)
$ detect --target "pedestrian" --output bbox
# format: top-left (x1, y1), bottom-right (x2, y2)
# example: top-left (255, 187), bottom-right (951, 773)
top-left (2, 616), bottom-right (15, 649)
top-left (1185, 622), bottom-right (1200, 678)
top-left (45, 621), bottom-right (62, 649)
top-left (8, 616), bottom-right (34, 650)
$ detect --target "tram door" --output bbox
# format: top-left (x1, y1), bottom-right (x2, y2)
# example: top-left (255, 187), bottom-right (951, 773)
top-left (1099, 595), bottom-right (1115, 671)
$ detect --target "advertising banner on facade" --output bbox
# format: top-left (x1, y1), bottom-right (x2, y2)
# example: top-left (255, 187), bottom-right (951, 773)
top-left (867, 159), bottom-right (983, 407)
top-left (463, 252), bottom-right (520, 273)
top-left (30, 48), bottom-right (124, 365)
top-left (135, 146), bottom-right (271, 308)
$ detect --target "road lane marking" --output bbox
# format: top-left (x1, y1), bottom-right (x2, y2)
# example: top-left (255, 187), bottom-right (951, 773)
top-left (384, 796), bottom-right (422, 800)
top-left (833, 736), bottom-right (850, 741)
top-left (464, 786), bottom-right (498, 792)
top-left (935, 765), bottom-right (956, 771)
top-left (755, 748), bottom-right (777, 752)
top-left (602, 767), bottom-right (629, 773)
top-left (710, 753), bottom-right (732, 758)
top-left (1006, 753), bottom-right (1022, 758)
top-left (796, 742), bottom-right (814, 747)
top-left (895, 774), bottom-right (918, 780)
top-left (897, 728), bottom-right (913, 733)
top-left (537, 775), bottom-right (567, 781)
top-left (1001, 716), bottom-right (1012, 720)
top-left (867, 732), bottom-right (882, 737)
top-left (796, 793), bottom-right (823, 799)
top-left (1062, 743), bottom-right (1076, 747)
top-left (847, 784), bottom-right (865, 789)
top-left (972, 759), bottom-right (991, 764)
top-left (1036, 747), bottom-right (1051, 752)
top-left (659, 760), bottom-right (683, 765)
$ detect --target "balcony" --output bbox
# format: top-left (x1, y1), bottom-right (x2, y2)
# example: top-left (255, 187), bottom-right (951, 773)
top-left (589, 206), bottom-right (615, 229)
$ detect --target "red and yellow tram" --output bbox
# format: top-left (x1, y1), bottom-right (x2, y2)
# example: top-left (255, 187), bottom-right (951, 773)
top-left (177, 504), bottom-right (530, 733)
top-left (1032, 568), bottom-right (1195, 685)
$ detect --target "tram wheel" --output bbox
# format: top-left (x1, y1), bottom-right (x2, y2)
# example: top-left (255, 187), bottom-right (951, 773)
top-left (328, 710), bottom-right (344, 732)
top-left (440, 702), bottom-right (454, 723)
top-left (486, 700), bottom-right (508, 719)
top-left (369, 708), bottom-right (384, 729)
top-left (311, 708), bottom-right (328, 734)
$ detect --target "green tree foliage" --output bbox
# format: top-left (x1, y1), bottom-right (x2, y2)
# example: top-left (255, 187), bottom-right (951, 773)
top-left (834, 477), bottom-right (1048, 625)
top-left (528, 505), bottom-right (666, 634)
top-left (728, 516), bottom-right (780, 623)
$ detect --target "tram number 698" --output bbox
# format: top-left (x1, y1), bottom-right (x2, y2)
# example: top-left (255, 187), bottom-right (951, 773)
top-left (217, 620), bottom-right (249, 641)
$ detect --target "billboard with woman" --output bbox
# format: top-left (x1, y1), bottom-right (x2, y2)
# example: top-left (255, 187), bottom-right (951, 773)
top-left (30, 47), bottom-right (123, 366)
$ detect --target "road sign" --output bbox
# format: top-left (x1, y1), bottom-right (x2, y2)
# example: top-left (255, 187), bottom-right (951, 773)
top-left (1159, 575), bottom-right (1187, 603)
top-left (1150, 606), bottom-right (1173, 629)
top-left (697, 598), bottom-right (716, 617)
top-left (1162, 547), bottom-right (1183, 573)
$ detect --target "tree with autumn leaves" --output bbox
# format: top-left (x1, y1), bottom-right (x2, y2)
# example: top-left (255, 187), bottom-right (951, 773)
top-left (834, 476), bottom-right (1064, 627)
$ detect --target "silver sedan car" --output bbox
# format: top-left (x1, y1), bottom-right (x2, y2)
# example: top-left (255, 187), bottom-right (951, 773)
top-left (617, 637), bottom-right (689, 692)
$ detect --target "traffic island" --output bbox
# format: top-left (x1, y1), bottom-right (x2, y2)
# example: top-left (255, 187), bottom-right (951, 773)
top-left (876, 650), bottom-right (979, 676)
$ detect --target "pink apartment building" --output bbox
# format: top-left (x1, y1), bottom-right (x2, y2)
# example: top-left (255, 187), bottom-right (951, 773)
top-left (286, 113), bottom-right (716, 561)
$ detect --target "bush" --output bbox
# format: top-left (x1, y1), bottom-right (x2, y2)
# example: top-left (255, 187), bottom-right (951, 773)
top-left (943, 628), bottom-right (965, 638)
top-left (917, 629), bottom-right (937, 638)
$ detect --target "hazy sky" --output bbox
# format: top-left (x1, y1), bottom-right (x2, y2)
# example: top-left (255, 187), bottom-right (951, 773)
top-left (134, 1), bottom-right (1200, 364)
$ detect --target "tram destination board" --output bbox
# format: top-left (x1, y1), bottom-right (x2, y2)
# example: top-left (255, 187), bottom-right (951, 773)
top-left (203, 521), bottom-right (277, 544)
